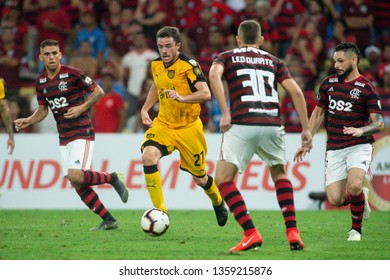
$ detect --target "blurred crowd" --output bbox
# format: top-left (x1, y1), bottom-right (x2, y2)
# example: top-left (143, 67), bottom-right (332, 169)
top-left (0, 0), bottom-right (389, 134)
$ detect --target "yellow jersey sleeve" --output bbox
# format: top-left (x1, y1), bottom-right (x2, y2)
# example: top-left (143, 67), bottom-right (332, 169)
top-left (151, 54), bottom-right (206, 128)
top-left (0, 78), bottom-right (6, 100)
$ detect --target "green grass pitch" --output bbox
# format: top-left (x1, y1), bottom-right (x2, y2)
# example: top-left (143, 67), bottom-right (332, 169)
top-left (0, 210), bottom-right (389, 260)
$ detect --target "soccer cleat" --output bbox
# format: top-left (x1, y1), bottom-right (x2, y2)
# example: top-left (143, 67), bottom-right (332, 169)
top-left (90, 219), bottom-right (119, 231)
top-left (213, 201), bottom-right (228, 227)
top-left (347, 229), bottom-right (361, 241)
top-left (229, 230), bottom-right (263, 252)
top-left (112, 172), bottom-right (129, 203)
top-left (286, 228), bottom-right (305, 250)
top-left (362, 187), bottom-right (371, 220)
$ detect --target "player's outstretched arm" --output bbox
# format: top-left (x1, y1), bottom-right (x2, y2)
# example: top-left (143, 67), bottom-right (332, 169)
top-left (0, 99), bottom-right (14, 154)
top-left (14, 104), bottom-right (49, 132)
top-left (282, 78), bottom-right (313, 153)
top-left (293, 106), bottom-right (325, 162)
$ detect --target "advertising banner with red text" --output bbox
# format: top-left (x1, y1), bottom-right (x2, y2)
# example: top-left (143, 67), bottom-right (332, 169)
top-left (0, 133), bottom-right (327, 210)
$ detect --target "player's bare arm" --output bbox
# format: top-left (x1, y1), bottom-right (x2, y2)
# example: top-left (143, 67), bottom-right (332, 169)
top-left (0, 100), bottom-right (14, 137)
top-left (14, 104), bottom-right (49, 131)
top-left (166, 81), bottom-right (211, 103)
top-left (0, 99), bottom-right (15, 154)
top-left (343, 113), bottom-right (384, 137)
top-left (293, 106), bottom-right (325, 162)
top-left (209, 63), bottom-right (231, 133)
top-left (308, 106), bottom-right (325, 135)
top-left (141, 83), bottom-right (159, 127)
top-left (282, 78), bottom-right (313, 150)
top-left (64, 84), bottom-right (104, 119)
top-left (282, 78), bottom-right (310, 131)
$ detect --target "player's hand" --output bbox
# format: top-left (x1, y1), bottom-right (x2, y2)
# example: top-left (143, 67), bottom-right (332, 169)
top-left (293, 146), bottom-right (310, 162)
top-left (219, 113), bottom-right (232, 133)
top-left (343, 126), bottom-right (363, 137)
top-left (64, 106), bottom-right (83, 119)
top-left (141, 110), bottom-right (152, 127)
top-left (7, 138), bottom-right (14, 155)
top-left (14, 118), bottom-right (30, 131)
top-left (301, 128), bottom-right (313, 152)
top-left (165, 90), bottom-right (183, 102)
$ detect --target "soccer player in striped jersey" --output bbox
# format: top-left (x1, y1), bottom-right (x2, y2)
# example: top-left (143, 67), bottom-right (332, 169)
top-left (14, 39), bottom-right (129, 231)
top-left (209, 20), bottom-right (312, 251)
top-left (294, 42), bottom-right (384, 241)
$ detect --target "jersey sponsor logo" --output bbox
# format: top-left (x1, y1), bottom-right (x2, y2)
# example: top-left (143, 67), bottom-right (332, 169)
top-left (39, 78), bottom-right (47, 83)
top-left (46, 96), bottom-right (69, 109)
top-left (58, 81), bottom-right (67, 92)
top-left (159, 89), bottom-right (169, 99)
top-left (146, 133), bottom-right (155, 138)
top-left (43, 89), bottom-right (47, 94)
top-left (59, 73), bottom-right (69, 79)
top-left (329, 78), bottom-right (338, 83)
top-left (350, 88), bottom-right (361, 99)
top-left (189, 59), bottom-right (198, 66)
top-left (167, 70), bottom-right (175, 79)
top-left (354, 81), bottom-right (365, 87)
top-left (249, 108), bottom-right (278, 116)
top-left (328, 87), bottom-right (334, 92)
top-left (328, 96), bottom-right (353, 112)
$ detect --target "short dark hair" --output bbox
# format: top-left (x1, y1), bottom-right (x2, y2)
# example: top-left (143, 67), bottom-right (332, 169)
top-left (40, 39), bottom-right (59, 50)
top-left (156, 26), bottom-right (181, 43)
top-left (335, 42), bottom-right (360, 63)
top-left (237, 20), bottom-right (261, 45)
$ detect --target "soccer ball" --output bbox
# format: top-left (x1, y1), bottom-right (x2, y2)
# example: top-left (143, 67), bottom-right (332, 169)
top-left (140, 208), bottom-right (170, 236)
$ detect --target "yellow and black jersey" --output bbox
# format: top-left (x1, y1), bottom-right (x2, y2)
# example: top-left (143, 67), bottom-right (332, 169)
top-left (151, 53), bottom-right (206, 128)
top-left (0, 78), bottom-right (6, 100)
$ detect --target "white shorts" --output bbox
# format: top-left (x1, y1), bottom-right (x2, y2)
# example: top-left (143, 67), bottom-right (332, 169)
top-left (219, 125), bottom-right (286, 173)
top-left (325, 143), bottom-right (373, 186)
top-left (59, 139), bottom-right (94, 176)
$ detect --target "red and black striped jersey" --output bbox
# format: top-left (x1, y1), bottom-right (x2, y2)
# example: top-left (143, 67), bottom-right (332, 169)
top-left (36, 64), bottom-right (97, 145)
top-left (213, 47), bottom-right (291, 126)
top-left (317, 74), bottom-right (382, 150)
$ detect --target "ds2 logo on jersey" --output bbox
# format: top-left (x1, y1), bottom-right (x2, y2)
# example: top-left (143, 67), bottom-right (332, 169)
top-left (46, 97), bottom-right (69, 110)
top-left (328, 96), bottom-right (353, 112)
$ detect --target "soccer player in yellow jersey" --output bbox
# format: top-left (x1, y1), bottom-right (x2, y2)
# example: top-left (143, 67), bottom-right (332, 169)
top-left (0, 78), bottom-right (15, 155)
top-left (140, 26), bottom-right (228, 226)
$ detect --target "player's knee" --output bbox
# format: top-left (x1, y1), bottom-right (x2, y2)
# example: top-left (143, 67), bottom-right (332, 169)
top-left (328, 197), bottom-right (344, 207)
top-left (71, 182), bottom-right (84, 191)
top-left (193, 175), bottom-right (208, 187)
top-left (326, 192), bottom-right (344, 207)
top-left (269, 164), bottom-right (286, 181)
top-left (141, 149), bottom-right (159, 165)
top-left (66, 169), bottom-right (84, 185)
top-left (347, 180), bottom-right (363, 195)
